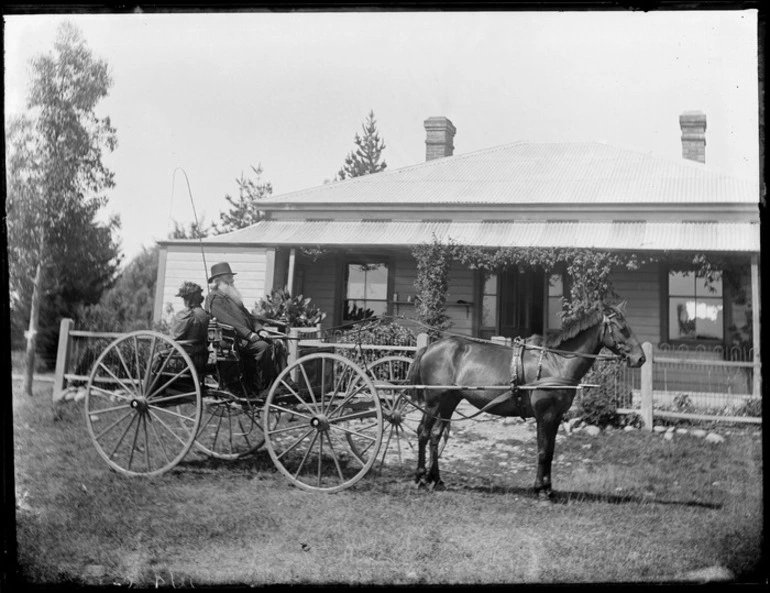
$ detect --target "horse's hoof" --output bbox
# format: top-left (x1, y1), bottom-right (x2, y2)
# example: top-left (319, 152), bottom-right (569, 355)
top-left (432, 481), bottom-right (446, 492)
top-left (535, 489), bottom-right (554, 502)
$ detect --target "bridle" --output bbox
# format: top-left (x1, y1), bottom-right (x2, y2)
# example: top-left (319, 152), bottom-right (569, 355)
top-left (601, 311), bottom-right (631, 360)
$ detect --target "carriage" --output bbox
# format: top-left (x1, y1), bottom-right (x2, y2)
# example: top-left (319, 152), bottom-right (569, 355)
top-left (84, 302), bottom-right (645, 497)
top-left (83, 319), bottom-right (417, 492)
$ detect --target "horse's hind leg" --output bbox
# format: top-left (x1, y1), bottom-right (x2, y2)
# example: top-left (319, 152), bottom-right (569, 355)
top-left (425, 393), bottom-right (461, 491)
top-left (415, 401), bottom-right (438, 487)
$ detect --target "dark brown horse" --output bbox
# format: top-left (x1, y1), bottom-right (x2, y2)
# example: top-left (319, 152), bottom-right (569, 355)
top-left (406, 301), bottom-right (645, 499)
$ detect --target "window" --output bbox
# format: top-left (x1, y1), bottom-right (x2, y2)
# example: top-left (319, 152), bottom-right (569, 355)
top-left (547, 273), bottom-right (564, 330)
top-left (668, 271), bottom-right (724, 341)
top-left (480, 274), bottom-right (499, 333)
top-left (344, 263), bottom-right (389, 321)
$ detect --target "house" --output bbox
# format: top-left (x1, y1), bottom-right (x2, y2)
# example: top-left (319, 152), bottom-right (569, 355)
top-left (154, 112), bottom-right (761, 394)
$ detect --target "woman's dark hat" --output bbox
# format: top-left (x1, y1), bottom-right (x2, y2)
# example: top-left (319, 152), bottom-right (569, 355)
top-left (176, 281), bottom-right (203, 298)
top-left (209, 262), bottom-right (237, 283)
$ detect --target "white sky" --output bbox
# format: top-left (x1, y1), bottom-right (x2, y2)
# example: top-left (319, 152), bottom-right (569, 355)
top-left (4, 10), bottom-right (759, 262)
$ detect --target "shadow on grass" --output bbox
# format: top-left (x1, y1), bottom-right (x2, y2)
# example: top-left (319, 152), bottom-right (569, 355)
top-left (173, 449), bottom-right (278, 474)
top-left (432, 481), bottom-right (724, 509)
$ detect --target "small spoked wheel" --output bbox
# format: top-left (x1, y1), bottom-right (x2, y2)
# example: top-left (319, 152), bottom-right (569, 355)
top-left (263, 352), bottom-right (383, 493)
top-left (353, 355), bottom-right (449, 468)
top-left (193, 388), bottom-right (265, 460)
top-left (349, 355), bottom-right (421, 469)
top-left (84, 331), bottom-right (202, 477)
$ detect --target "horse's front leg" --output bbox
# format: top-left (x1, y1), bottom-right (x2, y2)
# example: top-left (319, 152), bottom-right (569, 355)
top-left (534, 407), bottom-right (563, 500)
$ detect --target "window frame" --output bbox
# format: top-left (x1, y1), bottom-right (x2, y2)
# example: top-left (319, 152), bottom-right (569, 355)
top-left (340, 256), bottom-right (393, 323)
top-left (660, 265), bottom-right (728, 346)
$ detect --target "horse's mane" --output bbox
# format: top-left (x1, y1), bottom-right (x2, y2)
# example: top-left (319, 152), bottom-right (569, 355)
top-left (542, 307), bottom-right (606, 349)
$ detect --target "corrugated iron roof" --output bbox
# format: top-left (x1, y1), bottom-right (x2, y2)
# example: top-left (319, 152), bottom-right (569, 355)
top-left (202, 220), bottom-right (760, 252)
top-left (258, 142), bottom-right (757, 206)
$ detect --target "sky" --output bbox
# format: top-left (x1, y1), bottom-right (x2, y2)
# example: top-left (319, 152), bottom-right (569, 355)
top-left (4, 9), bottom-right (760, 262)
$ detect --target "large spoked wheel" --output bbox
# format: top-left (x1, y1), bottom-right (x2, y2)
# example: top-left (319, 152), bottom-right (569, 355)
top-left (193, 386), bottom-right (265, 460)
top-left (264, 352), bottom-right (383, 493)
top-left (84, 331), bottom-right (202, 477)
top-left (352, 355), bottom-right (449, 468)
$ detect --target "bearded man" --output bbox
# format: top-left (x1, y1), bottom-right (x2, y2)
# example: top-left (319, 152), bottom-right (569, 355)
top-left (204, 262), bottom-right (274, 391)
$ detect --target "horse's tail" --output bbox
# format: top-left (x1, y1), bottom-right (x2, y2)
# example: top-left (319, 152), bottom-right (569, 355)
top-left (406, 346), bottom-right (428, 403)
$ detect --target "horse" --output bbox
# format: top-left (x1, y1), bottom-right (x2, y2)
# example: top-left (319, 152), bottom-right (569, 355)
top-left (406, 301), bottom-right (646, 499)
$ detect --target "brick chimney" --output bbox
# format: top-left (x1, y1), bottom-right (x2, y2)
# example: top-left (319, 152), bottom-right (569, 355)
top-left (424, 116), bottom-right (456, 161)
top-left (679, 111), bottom-right (707, 163)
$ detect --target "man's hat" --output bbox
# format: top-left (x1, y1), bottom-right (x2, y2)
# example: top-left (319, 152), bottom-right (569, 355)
top-left (176, 281), bottom-right (203, 298)
top-left (208, 261), bottom-right (237, 283)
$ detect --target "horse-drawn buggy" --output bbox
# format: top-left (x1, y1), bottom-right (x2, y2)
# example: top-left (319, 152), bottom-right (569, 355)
top-left (84, 302), bottom-right (645, 498)
top-left (84, 318), bottom-right (419, 492)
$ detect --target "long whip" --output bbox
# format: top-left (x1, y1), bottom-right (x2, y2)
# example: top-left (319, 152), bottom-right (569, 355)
top-left (171, 167), bottom-right (208, 282)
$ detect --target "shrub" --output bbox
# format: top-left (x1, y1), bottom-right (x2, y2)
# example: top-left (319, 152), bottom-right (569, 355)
top-left (733, 397), bottom-right (761, 418)
top-left (254, 288), bottom-right (326, 327)
top-left (574, 360), bottom-right (623, 427)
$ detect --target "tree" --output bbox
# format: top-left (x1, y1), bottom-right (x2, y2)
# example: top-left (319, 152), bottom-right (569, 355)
top-left (217, 164), bottom-right (272, 233)
top-left (76, 246), bottom-right (160, 333)
top-left (6, 22), bottom-right (120, 394)
top-left (336, 110), bottom-right (387, 180)
top-left (169, 216), bottom-right (213, 239)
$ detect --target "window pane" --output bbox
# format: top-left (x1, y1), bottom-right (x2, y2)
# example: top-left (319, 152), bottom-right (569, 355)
top-left (367, 300), bottom-right (388, 317)
top-left (669, 298), bottom-right (699, 340)
top-left (547, 297), bottom-right (563, 329)
top-left (365, 265), bottom-right (388, 300)
top-left (669, 272), bottom-right (694, 296)
top-left (548, 274), bottom-right (563, 297)
top-left (696, 276), bottom-right (723, 298)
top-left (347, 265), bottom-right (366, 299)
top-left (694, 298), bottom-right (724, 339)
top-left (481, 295), bottom-right (497, 327)
top-left (484, 274), bottom-right (498, 296)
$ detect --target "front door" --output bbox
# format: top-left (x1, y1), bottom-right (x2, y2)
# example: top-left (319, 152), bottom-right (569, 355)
top-left (499, 267), bottom-right (545, 339)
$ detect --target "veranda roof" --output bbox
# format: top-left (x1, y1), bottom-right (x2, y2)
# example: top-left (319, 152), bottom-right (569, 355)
top-left (199, 219), bottom-right (760, 252)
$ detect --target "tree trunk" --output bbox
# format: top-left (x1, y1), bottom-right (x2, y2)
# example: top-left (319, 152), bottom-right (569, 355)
top-left (22, 260), bottom-right (44, 396)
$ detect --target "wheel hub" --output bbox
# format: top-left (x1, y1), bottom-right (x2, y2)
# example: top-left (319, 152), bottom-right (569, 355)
top-left (130, 396), bottom-right (148, 412)
top-left (310, 414), bottom-right (330, 432)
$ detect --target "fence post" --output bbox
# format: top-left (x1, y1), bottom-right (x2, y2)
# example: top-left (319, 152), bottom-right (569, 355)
top-left (288, 327), bottom-right (299, 383)
top-left (416, 333), bottom-right (429, 350)
top-left (640, 342), bottom-right (654, 431)
top-left (53, 318), bottom-right (74, 402)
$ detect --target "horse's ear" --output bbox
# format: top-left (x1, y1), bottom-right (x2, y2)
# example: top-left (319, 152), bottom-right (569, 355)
top-left (616, 300), bottom-right (627, 314)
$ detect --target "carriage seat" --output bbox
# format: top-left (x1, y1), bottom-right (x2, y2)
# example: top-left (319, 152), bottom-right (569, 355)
top-left (207, 318), bottom-right (241, 362)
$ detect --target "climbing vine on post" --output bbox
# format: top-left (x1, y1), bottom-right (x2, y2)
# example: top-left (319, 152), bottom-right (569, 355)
top-left (412, 236), bottom-right (455, 338)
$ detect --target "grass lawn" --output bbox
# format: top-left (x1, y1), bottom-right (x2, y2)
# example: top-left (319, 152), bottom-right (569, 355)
top-left (10, 378), bottom-right (765, 586)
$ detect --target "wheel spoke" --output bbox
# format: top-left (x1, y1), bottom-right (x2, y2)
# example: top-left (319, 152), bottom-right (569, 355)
top-left (148, 404), bottom-right (198, 425)
top-left (96, 362), bottom-right (136, 398)
top-left (93, 409), bottom-right (135, 441)
top-left (107, 411), bottom-right (139, 462)
top-left (145, 367), bottom-right (194, 401)
top-left (114, 346), bottom-right (141, 396)
top-left (146, 408), bottom-right (195, 448)
top-left (89, 385), bottom-right (132, 402)
top-left (323, 432), bottom-right (346, 482)
top-left (147, 390), bottom-right (198, 405)
top-left (274, 426), bottom-right (315, 462)
top-left (293, 431), bottom-right (319, 480)
top-left (142, 335), bottom-right (159, 392)
top-left (298, 363), bottom-right (320, 410)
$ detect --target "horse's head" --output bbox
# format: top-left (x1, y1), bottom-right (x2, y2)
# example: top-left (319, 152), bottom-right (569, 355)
top-left (600, 301), bottom-right (646, 367)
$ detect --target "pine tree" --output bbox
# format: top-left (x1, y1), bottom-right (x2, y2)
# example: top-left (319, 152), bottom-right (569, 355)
top-left (217, 164), bottom-right (273, 233)
top-left (336, 110), bottom-right (387, 180)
